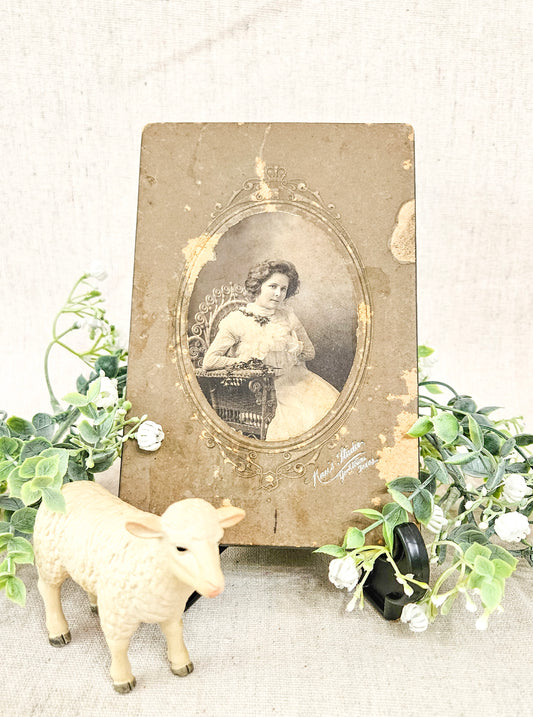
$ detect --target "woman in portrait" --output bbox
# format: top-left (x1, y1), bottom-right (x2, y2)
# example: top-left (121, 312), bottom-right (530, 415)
top-left (202, 259), bottom-right (339, 441)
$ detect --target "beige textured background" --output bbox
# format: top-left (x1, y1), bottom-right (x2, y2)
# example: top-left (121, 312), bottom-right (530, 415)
top-left (1, 2), bottom-right (532, 715)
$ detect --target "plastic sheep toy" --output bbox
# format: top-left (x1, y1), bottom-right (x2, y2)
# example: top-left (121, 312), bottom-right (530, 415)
top-left (33, 481), bottom-right (245, 692)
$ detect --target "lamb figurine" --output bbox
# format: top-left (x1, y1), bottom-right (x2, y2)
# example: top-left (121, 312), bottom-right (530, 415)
top-left (33, 481), bottom-right (245, 692)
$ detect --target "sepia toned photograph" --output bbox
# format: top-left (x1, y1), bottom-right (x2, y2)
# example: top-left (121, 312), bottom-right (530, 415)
top-left (187, 211), bottom-right (358, 442)
top-left (121, 123), bottom-right (418, 548)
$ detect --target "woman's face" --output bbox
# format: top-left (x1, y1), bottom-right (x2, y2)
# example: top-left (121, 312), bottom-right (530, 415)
top-left (254, 272), bottom-right (289, 310)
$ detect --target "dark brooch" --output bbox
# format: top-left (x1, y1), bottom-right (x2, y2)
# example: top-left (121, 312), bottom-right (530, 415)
top-left (238, 307), bottom-right (270, 326)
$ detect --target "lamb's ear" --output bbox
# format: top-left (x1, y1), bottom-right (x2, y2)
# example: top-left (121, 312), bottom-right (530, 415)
top-left (217, 505), bottom-right (245, 529)
top-left (125, 514), bottom-right (164, 539)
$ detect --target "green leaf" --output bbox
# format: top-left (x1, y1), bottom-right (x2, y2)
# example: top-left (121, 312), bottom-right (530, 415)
top-left (0, 423), bottom-right (10, 438)
top-left (19, 456), bottom-right (42, 478)
top-left (467, 415), bottom-right (484, 451)
top-left (418, 345), bottom-right (434, 358)
top-left (515, 434), bottom-right (533, 447)
top-left (353, 508), bottom-right (383, 521)
top-left (424, 457), bottom-right (451, 485)
top-left (477, 406), bottom-right (501, 415)
top-left (6, 417), bottom-right (35, 438)
top-left (62, 391), bottom-right (90, 407)
top-left (464, 542), bottom-right (492, 563)
top-left (0, 496), bottom-right (24, 511)
top-left (0, 521), bottom-right (10, 533)
top-left (445, 451), bottom-right (480, 466)
top-left (66, 459), bottom-right (89, 482)
top-left (86, 377), bottom-right (101, 403)
top-left (78, 403), bottom-right (98, 420)
top-left (5, 576), bottom-right (26, 606)
top-left (440, 592), bottom-right (457, 616)
top-left (0, 459), bottom-right (17, 482)
top-left (0, 533), bottom-right (12, 551)
top-left (388, 488), bottom-right (414, 514)
top-left (20, 481), bottom-right (42, 505)
top-left (506, 461), bottom-right (530, 474)
top-left (0, 437), bottom-right (23, 460)
top-left (76, 374), bottom-right (89, 394)
top-left (451, 396), bottom-right (477, 414)
top-left (382, 521), bottom-right (394, 551)
top-left (89, 451), bottom-right (116, 473)
top-left (0, 557), bottom-right (15, 575)
top-left (314, 545), bottom-right (347, 558)
top-left (499, 437), bottom-right (515, 457)
top-left (20, 438), bottom-right (53, 462)
top-left (382, 502), bottom-right (408, 527)
top-left (35, 456), bottom-right (60, 479)
top-left (9, 507), bottom-right (38, 534)
top-left (487, 544), bottom-right (517, 568)
top-left (485, 460), bottom-right (506, 493)
top-left (40, 448), bottom-right (69, 479)
top-left (450, 525), bottom-right (489, 547)
top-left (407, 416), bottom-right (433, 437)
top-left (32, 413), bottom-right (56, 440)
top-left (77, 421), bottom-right (99, 445)
top-left (96, 411), bottom-right (115, 438)
top-left (412, 489), bottom-right (433, 524)
top-left (387, 476), bottom-right (421, 493)
top-left (432, 413), bottom-right (459, 444)
top-left (344, 527), bottom-right (365, 549)
top-left (95, 354), bottom-right (119, 378)
top-left (7, 536), bottom-right (34, 564)
top-left (7, 468), bottom-right (29, 499)
top-left (491, 558), bottom-right (516, 580)
top-left (474, 555), bottom-right (495, 578)
top-left (41, 487), bottom-right (67, 513)
top-left (484, 433), bottom-right (503, 456)
top-left (480, 579), bottom-right (503, 611)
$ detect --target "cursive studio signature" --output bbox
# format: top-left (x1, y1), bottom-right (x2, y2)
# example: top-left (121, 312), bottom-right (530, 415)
top-left (313, 441), bottom-right (377, 487)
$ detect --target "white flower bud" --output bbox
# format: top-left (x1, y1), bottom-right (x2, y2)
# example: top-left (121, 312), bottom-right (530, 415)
top-left (88, 260), bottom-right (108, 281)
top-left (426, 504), bottom-right (447, 534)
top-left (478, 521), bottom-right (488, 530)
top-left (135, 420), bottom-right (165, 452)
top-left (431, 594), bottom-right (447, 607)
top-left (494, 511), bottom-right (531, 542)
top-left (94, 376), bottom-right (119, 409)
top-left (328, 556), bottom-right (360, 591)
top-left (94, 376), bottom-right (118, 408)
top-left (480, 487), bottom-right (487, 496)
top-left (465, 500), bottom-right (474, 510)
top-left (502, 475), bottom-right (533, 504)
top-left (475, 613), bottom-right (489, 631)
top-left (400, 603), bottom-right (429, 632)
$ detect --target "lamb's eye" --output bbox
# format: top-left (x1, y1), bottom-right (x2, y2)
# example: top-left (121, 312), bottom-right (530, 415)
top-left (176, 546), bottom-right (187, 553)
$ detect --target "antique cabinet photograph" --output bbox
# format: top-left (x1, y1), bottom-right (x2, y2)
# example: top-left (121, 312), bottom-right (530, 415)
top-left (120, 123), bottom-right (418, 547)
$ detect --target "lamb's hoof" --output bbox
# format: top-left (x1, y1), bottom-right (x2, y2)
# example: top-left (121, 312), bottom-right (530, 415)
top-left (113, 677), bottom-right (136, 693)
top-left (49, 631), bottom-right (71, 647)
top-left (172, 661), bottom-right (194, 677)
top-left (90, 604), bottom-right (99, 615)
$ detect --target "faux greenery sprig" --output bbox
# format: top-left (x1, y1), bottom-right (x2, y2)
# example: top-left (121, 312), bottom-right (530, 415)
top-left (319, 346), bottom-right (532, 631)
top-left (0, 265), bottom-right (162, 606)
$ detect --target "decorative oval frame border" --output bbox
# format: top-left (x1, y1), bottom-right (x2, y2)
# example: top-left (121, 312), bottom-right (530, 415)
top-left (174, 166), bottom-right (373, 484)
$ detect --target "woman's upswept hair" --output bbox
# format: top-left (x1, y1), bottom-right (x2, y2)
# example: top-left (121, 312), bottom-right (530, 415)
top-left (244, 260), bottom-right (300, 300)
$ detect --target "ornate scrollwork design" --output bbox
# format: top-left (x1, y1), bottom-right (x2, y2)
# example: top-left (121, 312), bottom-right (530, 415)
top-left (211, 165), bottom-right (341, 221)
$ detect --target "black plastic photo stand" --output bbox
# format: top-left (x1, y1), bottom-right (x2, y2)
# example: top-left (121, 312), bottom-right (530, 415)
top-left (363, 522), bottom-right (430, 620)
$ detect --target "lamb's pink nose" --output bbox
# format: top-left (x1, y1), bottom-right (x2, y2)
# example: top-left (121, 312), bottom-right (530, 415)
top-left (206, 583), bottom-right (223, 598)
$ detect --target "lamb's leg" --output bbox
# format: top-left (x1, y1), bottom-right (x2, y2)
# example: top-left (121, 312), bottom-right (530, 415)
top-left (87, 591), bottom-right (98, 614)
top-left (160, 616), bottom-right (194, 676)
top-left (37, 574), bottom-right (71, 646)
top-left (101, 623), bottom-right (138, 693)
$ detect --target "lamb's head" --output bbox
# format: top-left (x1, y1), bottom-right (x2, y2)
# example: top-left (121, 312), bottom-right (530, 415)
top-left (125, 499), bottom-right (245, 598)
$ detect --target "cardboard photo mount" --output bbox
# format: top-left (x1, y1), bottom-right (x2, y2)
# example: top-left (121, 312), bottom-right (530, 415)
top-left (120, 123), bottom-right (418, 548)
